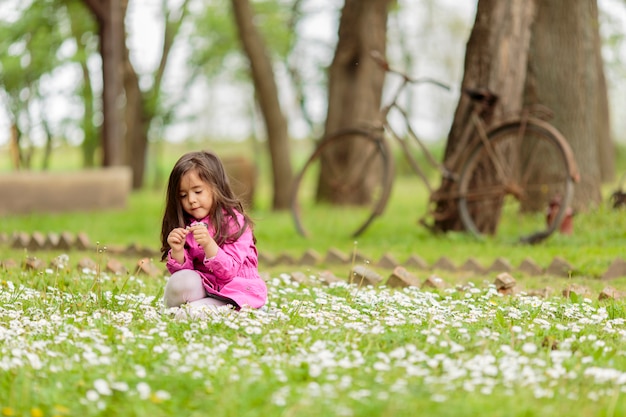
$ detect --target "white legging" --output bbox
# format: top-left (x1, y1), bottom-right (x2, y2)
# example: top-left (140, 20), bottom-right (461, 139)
top-left (163, 270), bottom-right (231, 309)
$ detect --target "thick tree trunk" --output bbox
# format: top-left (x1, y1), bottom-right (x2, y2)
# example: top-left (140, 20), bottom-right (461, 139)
top-left (591, 1), bottom-right (614, 183)
top-left (83, 0), bottom-right (188, 187)
top-left (83, 0), bottom-right (126, 167)
top-left (433, 0), bottom-right (536, 232)
top-left (231, 0), bottom-right (293, 210)
top-left (321, 0), bottom-right (393, 204)
top-left (525, 0), bottom-right (604, 210)
top-left (121, 0), bottom-right (187, 189)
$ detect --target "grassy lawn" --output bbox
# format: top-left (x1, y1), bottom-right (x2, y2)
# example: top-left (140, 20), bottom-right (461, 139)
top-left (1, 141), bottom-right (626, 415)
top-left (1, 257), bottom-right (626, 416)
top-left (2, 140), bottom-right (625, 276)
top-left (1, 172), bottom-right (624, 279)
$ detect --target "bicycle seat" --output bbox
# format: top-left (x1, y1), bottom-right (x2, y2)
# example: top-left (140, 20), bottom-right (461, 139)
top-left (464, 88), bottom-right (498, 106)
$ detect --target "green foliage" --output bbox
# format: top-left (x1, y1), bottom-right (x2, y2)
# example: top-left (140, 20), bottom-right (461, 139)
top-left (0, 0), bottom-right (63, 115)
top-left (251, 0), bottom-right (298, 58)
top-left (0, 0), bottom-right (63, 88)
top-left (189, 0), bottom-right (298, 80)
top-left (188, 1), bottom-right (239, 77)
top-left (0, 0), bottom-right (94, 167)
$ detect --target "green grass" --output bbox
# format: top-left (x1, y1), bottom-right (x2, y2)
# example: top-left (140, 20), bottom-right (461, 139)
top-left (2, 174), bottom-right (625, 279)
top-left (1, 141), bottom-right (626, 279)
top-left (1, 262), bottom-right (626, 416)
top-left (2, 142), bottom-right (626, 415)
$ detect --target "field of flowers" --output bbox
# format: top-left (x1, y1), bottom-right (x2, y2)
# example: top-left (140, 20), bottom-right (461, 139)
top-left (1, 257), bottom-right (626, 417)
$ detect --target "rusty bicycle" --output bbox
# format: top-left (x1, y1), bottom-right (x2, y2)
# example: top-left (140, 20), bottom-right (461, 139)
top-left (290, 51), bottom-right (580, 243)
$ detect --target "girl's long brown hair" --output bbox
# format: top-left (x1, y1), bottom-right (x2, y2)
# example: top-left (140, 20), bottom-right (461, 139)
top-left (160, 151), bottom-right (255, 261)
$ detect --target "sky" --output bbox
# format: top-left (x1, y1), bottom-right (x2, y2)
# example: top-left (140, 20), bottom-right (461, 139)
top-left (0, 0), bottom-right (625, 149)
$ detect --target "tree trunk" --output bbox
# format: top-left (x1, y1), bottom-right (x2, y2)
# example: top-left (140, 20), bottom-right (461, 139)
top-left (593, 1), bottom-right (615, 182)
top-left (122, 42), bottom-right (148, 189)
top-left (525, 0), bottom-right (604, 210)
top-left (231, 0), bottom-right (293, 210)
top-left (433, 0), bottom-right (536, 232)
top-left (120, 0), bottom-right (188, 189)
top-left (121, 0), bottom-right (145, 189)
top-left (321, 0), bottom-right (393, 204)
top-left (10, 124), bottom-right (20, 170)
top-left (83, 0), bottom-right (126, 167)
top-left (66, 2), bottom-right (98, 168)
top-left (592, 1), bottom-right (613, 183)
top-left (83, 0), bottom-right (189, 187)
top-left (80, 59), bottom-right (98, 168)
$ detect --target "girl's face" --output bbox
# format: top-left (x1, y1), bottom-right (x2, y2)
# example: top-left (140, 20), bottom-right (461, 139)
top-left (178, 170), bottom-right (214, 220)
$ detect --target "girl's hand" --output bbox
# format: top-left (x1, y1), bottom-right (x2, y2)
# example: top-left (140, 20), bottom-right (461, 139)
top-left (188, 223), bottom-right (218, 258)
top-left (188, 222), bottom-right (212, 247)
top-left (167, 228), bottom-right (188, 263)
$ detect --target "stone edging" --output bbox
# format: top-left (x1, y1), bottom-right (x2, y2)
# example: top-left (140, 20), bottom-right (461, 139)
top-left (2, 231), bottom-right (626, 281)
top-left (258, 248), bottom-right (626, 281)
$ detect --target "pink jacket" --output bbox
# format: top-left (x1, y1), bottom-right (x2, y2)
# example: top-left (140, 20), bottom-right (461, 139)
top-left (166, 211), bottom-right (267, 309)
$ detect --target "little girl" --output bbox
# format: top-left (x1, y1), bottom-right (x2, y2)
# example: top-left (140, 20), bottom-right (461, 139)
top-left (160, 150), bottom-right (267, 315)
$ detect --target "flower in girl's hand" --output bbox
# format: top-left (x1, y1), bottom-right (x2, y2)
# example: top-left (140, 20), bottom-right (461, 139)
top-left (188, 221), bottom-right (208, 230)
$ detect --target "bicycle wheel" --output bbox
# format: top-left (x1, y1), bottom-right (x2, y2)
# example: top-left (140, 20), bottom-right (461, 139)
top-left (291, 129), bottom-right (394, 238)
top-left (458, 118), bottom-right (577, 243)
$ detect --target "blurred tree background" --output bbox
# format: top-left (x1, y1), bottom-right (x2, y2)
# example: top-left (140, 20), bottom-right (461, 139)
top-left (1, 0), bottom-right (625, 212)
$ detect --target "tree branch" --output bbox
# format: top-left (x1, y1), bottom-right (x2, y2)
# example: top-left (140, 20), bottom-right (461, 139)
top-left (153, 0), bottom-right (191, 103)
top-left (82, 0), bottom-right (106, 21)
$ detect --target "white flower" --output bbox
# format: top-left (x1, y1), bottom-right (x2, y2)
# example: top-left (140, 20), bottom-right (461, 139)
top-left (272, 386), bottom-right (289, 406)
top-left (135, 365), bottom-right (147, 378)
top-left (94, 379), bottom-right (112, 396)
top-left (137, 382), bottom-right (151, 400)
top-left (154, 390), bottom-right (171, 401)
top-left (244, 326), bottom-right (262, 335)
top-left (86, 390), bottom-right (99, 402)
top-left (111, 381), bottom-right (129, 392)
top-left (593, 340), bottom-right (606, 349)
top-left (431, 393), bottom-right (447, 402)
top-left (373, 362), bottom-right (391, 372)
top-left (309, 364), bottom-right (323, 378)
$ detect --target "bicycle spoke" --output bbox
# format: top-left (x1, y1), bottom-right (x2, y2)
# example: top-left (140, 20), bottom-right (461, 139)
top-left (291, 129), bottom-right (393, 238)
top-left (473, 114), bottom-right (515, 187)
top-left (458, 120), bottom-right (575, 243)
top-left (460, 184), bottom-right (508, 202)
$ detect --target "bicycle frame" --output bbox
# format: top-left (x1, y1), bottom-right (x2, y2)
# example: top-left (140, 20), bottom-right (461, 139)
top-left (291, 51), bottom-right (579, 241)
top-left (378, 86), bottom-right (494, 196)
top-left (373, 64), bottom-right (453, 194)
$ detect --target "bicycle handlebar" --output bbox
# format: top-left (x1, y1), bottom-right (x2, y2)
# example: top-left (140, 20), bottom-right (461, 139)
top-left (415, 77), bottom-right (451, 91)
top-left (370, 50), bottom-right (451, 91)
